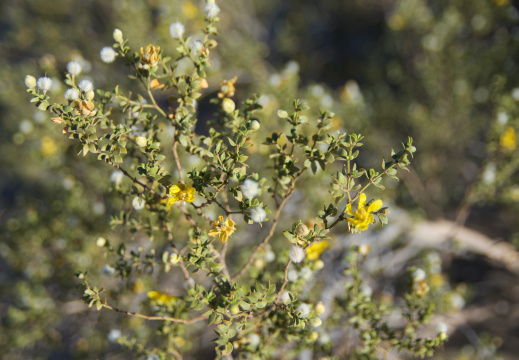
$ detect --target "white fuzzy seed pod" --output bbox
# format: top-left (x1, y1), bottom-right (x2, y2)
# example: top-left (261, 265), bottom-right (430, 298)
top-left (289, 245), bottom-right (305, 264)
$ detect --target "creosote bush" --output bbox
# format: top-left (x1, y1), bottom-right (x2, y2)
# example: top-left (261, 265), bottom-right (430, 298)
top-left (25, 1), bottom-right (448, 359)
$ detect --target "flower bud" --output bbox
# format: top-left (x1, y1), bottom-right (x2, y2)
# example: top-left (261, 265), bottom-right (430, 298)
top-left (253, 257), bottom-right (265, 269)
top-left (96, 237), bottom-right (107, 247)
top-left (314, 301), bottom-right (325, 315)
top-left (357, 244), bottom-right (370, 256)
top-left (277, 109), bottom-right (288, 118)
top-left (295, 223), bottom-right (310, 237)
top-left (199, 78), bottom-right (209, 89)
top-left (229, 305), bottom-right (240, 315)
top-left (230, 305), bottom-right (240, 314)
top-left (310, 317), bottom-right (322, 328)
top-left (136, 136), bottom-right (147, 148)
top-left (85, 90), bottom-right (95, 101)
top-left (113, 28), bottom-right (123, 42)
top-left (250, 119), bottom-right (261, 131)
top-left (308, 331), bottom-right (319, 341)
top-left (25, 75), bottom-right (37, 89)
top-left (314, 259), bottom-right (324, 270)
top-left (222, 98), bottom-right (235, 113)
top-left (169, 253), bottom-right (180, 264)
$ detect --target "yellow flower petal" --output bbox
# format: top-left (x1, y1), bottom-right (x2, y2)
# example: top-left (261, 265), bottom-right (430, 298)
top-left (225, 218), bottom-right (235, 228)
top-left (306, 241), bottom-right (329, 261)
top-left (358, 193), bottom-right (366, 208)
top-left (346, 203), bottom-right (354, 216)
top-left (367, 199), bottom-right (383, 213)
top-left (166, 197), bottom-right (177, 208)
top-left (220, 232), bottom-right (228, 243)
top-left (148, 291), bottom-right (159, 300)
top-left (169, 184), bottom-right (182, 195)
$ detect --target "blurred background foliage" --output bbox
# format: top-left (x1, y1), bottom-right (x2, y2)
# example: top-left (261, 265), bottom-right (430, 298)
top-left (1, 0), bottom-right (518, 359)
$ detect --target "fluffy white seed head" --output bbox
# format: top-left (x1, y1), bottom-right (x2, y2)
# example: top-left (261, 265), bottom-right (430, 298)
top-left (280, 291), bottom-right (291, 304)
top-left (100, 47), bottom-right (117, 63)
top-left (413, 268), bottom-right (427, 283)
top-left (108, 329), bottom-right (122, 343)
top-left (247, 206), bottom-right (267, 223)
top-left (169, 22), bottom-right (185, 39)
top-left (67, 61), bottom-right (82, 76)
top-left (264, 250), bottom-right (275, 262)
top-left (110, 170), bottom-right (124, 185)
top-left (436, 322), bottom-right (448, 335)
top-left (113, 28), bottom-right (123, 42)
top-left (64, 88), bottom-right (79, 101)
top-left (241, 179), bottom-right (260, 199)
top-left (301, 266), bottom-right (313, 280)
top-left (78, 80), bottom-right (93, 92)
top-left (289, 245), bottom-right (305, 264)
top-left (287, 269), bottom-right (298, 282)
top-left (204, 1), bottom-right (220, 19)
top-left (37, 77), bottom-right (52, 91)
top-left (190, 40), bottom-right (204, 55)
top-left (247, 333), bottom-right (260, 348)
top-left (297, 303), bottom-right (311, 318)
top-left (25, 75), bottom-right (37, 89)
top-left (360, 284), bottom-right (373, 298)
top-left (132, 197), bottom-right (145, 210)
top-left (102, 265), bottom-right (115, 276)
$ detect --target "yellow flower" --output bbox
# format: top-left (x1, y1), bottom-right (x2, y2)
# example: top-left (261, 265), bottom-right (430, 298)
top-left (140, 44), bottom-right (160, 68)
top-left (413, 280), bottom-right (430, 297)
top-left (306, 241), bottom-right (329, 261)
top-left (218, 76), bottom-right (237, 98)
top-left (500, 126), bottom-right (516, 152)
top-left (209, 216), bottom-right (236, 243)
top-left (165, 183), bottom-right (196, 208)
top-left (148, 291), bottom-right (177, 304)
top-left (346, 193), bottom-right (383, 231)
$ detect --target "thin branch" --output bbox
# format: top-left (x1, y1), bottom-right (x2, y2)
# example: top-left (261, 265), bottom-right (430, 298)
top-left (146, 84), bottom-right (167, 118)
top-left (231, 170), bottom-right (305, 282)
top-left (172, 142), bottom-right (185, 183)
top-left (275, 259), bottom-right (292, 302)
top-left (113, 163), bottom-right (155, 194)
top-left (102, 303), bottom-right (206, 324)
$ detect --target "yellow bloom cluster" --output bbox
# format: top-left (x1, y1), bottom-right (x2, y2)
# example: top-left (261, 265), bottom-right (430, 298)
top-left (218, 76), bottom-right (237, 98)
top-left (140, 44), bottom-right (160, 68)
top-left (209, 216), bottom-right (236, 243)
top-left (346, 193), bottom-right (383, 231)
top-left (165, 183), bottom-right (196, 208)
top-left (306, 241), bottom-right (329, 261)
top-left (500, 126), bottom-right (516, 152)
top-left (147, 291), bottom-right (177, 304)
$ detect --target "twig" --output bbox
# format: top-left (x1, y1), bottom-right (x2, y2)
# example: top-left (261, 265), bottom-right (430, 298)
top-left (231, 170), bottom-right (305, 282)
top-left (172, 142), bottom-right (185, 183)
top-left (102, 303), bottom-right (206, 324)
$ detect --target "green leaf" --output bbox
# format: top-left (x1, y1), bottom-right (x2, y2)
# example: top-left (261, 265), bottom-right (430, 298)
top-left (222, 342), bottom-right (233, 355)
